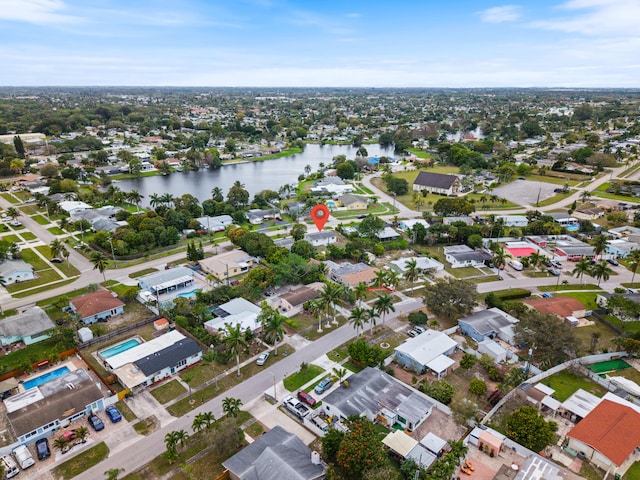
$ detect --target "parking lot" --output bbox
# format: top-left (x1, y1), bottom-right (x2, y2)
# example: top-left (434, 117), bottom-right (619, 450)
top-left (492, 179), bottom-right (559, 207)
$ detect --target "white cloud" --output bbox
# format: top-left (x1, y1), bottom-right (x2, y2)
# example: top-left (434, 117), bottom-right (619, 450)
top-left (0, 0), bottom-right (81, 24)
top-left (532, 0), bottom-right (640, 36)
top-left (478, 5), bottom-right (522, 23)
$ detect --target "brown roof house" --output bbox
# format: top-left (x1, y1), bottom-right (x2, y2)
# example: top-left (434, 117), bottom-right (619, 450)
top-left (199, 249), bottom-right (256, 282)
top-left (523, 296), bottom-right (587, 320)
top-left (412, 172), bottom-right (460, 196)
top-left (270, 282), bottom-right (325, 316)
top-left (69, 290), bottom-right (125, 325)
top-left (324, 260), bottom-right (378, 287)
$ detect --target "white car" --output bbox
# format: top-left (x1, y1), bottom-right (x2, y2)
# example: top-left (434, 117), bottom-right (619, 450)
top-left (256, 352), bottom-right (269, 366)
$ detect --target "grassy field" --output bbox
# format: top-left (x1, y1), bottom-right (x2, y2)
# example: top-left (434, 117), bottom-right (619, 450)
top-left (538, 284), bottom-right (602, 292)
top-left (31, 214), bottom-right (49, 225)
top-left (557, 291), bottom-right (600, 310)
top-left (283, 364), bottom-right (325, 391)
top-left (48, 226), bottom-right (65, 235)
top-left (150, 379), bottom-right (187, 404)
top-left (542, 370), bottom-right (607, 402)
top-left (1, 234), bottom-right (19, 243)
top-left (535, 191), bottom-right (574, 207)
top-left (20, 231), bottom-right (36, 240)
top-left (52, 442), bottom-right (109, 480)
top-left (12, 278), bottom-right (76, 298)
top-left (130, 267), bottom-right (159, 278)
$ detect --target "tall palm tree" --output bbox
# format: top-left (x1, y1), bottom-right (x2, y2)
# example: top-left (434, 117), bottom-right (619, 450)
top-left (222, 397), bottom-right (243, 417)
top-left (50, 239), bottom-right (63, 259)
top-left (349, 307), bottom-right (367, 338)
top-left (367, 308), bottom-right (379, 335)
top-left (224, 323), bottom-right (247, 377)
top-left (572, 259), bottom-right (592, 284)
top-left (403, 259), bottom-right (419, 284)
top-left (160, 193), bottom-right (174, 207)
top-left (263, 311), bottom-right (286, 355)
top-left (591, 235), bottom-right (608, 260)
top-left (75, 426), bottom-right (89, 443)
top-left (373, 293), bottom-right (395, 327)
top-left (6, 207), bottom-right (19, 221)
top-left (628, 249), bottom-right (640, 285)
top-left (90, 251), bottom-right (109, 282)
top-left (384, 270), bottom-right (400, 291)
top-left (173, 429), bottom-right (189, 450)
top-left (528, 252), bottom-right (543, 272)
top-left (374, 269), bottom-right (387, 289)
top-left (319, 282), bottom-right (342, 326)
top-left (53, 436), bottom-right (70, 454)
top-left (192, 412), bottom-right (215, 433)
top-left (127, 190), bottom-right (144, 212)
top-left (308, 300), bottom-right (324, 333)
top-left (591, 261), bottom-right (613, 286)
top-left (61, 246), bottom-right (70, 263)
top-left (149, 193), bottom-right (161, 208)
top-left (493, 247), bottom-right (506, 279)
top-left (211, 186), bottom-right (224, 202)
top-left (353, 282), bottom-right (368, 308)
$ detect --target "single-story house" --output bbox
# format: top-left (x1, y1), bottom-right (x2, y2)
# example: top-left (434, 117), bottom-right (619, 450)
top-left (477, 339), bottom-right (508, 363)
top-left (270, 283), bottom-right (324, 314)
top-left (609, 225), bottom-right (640, 243)
top-left (389, 256), bottom-right (444, 274)
top-left (554, 237), bottom-right (595, 261)
top-left (567, 399), bottom-right (640, 472)
top-left (205, 298), bottom-right (262, 335)
top-left (322, 367), bottom-right (434, 432)
top-left (442, 216), bottom-right (474, 226)
top-left (246, 209), bottom-right (278, 225)
top-left (376, 227), bottom-right (400, 242)
top-left (412, 172), bottom-right (460, 196)
top-left (6, 368), bottom-right (106, 445)
top-left (196, 215), bottom-right (233, 232)
top-left (606, 239), bottom-right (640, 258)
top-left (548, 212), bottom-right (579, 231)
top-left (339, 193), bottom-right (368, 210)
top-left (496, 215), bottom-right (529, 228)
top-left (58, 200), bottom-right (92, 214)
top-left (0, 307), bottom-right (55, 346)
top-left (106, 330), bottom-right (202, 390)
top-left (394, 329), bottom-right (458, 378)
top-left (383, 430), bottom-right (436, 469)
top-left (0, 259), bottom-right (34, 284)
top-left (523, 296), bottom-right (587, 319)
top-left (199, 249), bottom-right (256, 282)
top-left (596, 292), bottom-right (640, 310)
top-left (222, 425), bottom-right (326, 480)
top-left (325, 260), bottom-right (378, 287)
top-left (573, 206), bottom-right (605, 220)
top-left (305, 231), bottom-right (337, 247)
top-left (138, 266), bottom-right (195, 296)
top-left (443, 245), bottom-right (490, 268)
top-left (458, 307), bottom-right (519, 345)
top-left (69, 290), bottom-right (125, 325)
top-left (398, 219), bottom-right (430, 232)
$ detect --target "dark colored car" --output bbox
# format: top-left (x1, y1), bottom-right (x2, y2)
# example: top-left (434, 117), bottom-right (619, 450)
top-left (607, 258), bottom-right (619, 266)
top-left (297, 391), bottom-right (317, 407)
top-left (314, 377), bottom-right (333, 395)
top-left (35, 438), bottom-right (50, 460)
top-left (88, 414), bottom-right (104, 431)
top-left (105, 405), bottom-right (122, 423)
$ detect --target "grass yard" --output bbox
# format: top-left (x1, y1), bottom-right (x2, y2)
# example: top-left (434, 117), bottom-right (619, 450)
top-left (245, 421), bottom-right (266, 439)
top-left (535, 191), bottom-right (574, 207)
top-left (21, 247), bottom-right (50, 270)
top-left (406, 148), bottom-right (436, 159)
top-left (150, 379), bottom-right (187, 404)
top-left (130, 267), bottom-right (159, 278)
top-left (48, 226), bottom-right (65, 235)
top-left (283, 364), bottom-right (325, 391)
top-left (5, 268), bottom-right (62, 293)
top-left (0, 193), bottom-right (19, 204)
top-left (0, 334), bottom-right (75, 373)
top-left (542, 370), bottom-right (607, 402)
top-left (449, 266), bottom-right (483, 278)
top-left (1, 234), bottom-right (19, 243)
top-left (538, 284), bottom-right (602, 292)
top-left (31, 214), bottom-right (50, 225)
top-left (132, 417), bottom-right (157, 436)
top-left (573, 318), bottom-right (621, 356)
top-left (20, 231), bottom-right (36, 240)
top-left (12, 278), bottom-right (76, 298)
top-left (557, 291), bottom-right (600, 310)
top-left (115, 400), bottom-right (137, 422)
top-left (52, 442), bottom-right (109, 480)
top-left (623, 461), bottom-right (640, 480)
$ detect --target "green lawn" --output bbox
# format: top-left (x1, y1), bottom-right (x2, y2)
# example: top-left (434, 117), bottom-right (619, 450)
top-left (535, 191), bottom-right (574, 207)
top-left (21, 247), bottom-right (50, 270)
top-left (5, 268), bottom-right (62, 293)
top-left (623, 461), bottom-right (640, 479)
top-left (130, 267), bottom-right (160, 278)
top-left (592, 191), bottom-right (640, 204)
top-left (1, 234), bottom-right (20, 243)
top-left (538, 284), bottom-right (602, 292)
top-left (115, 400), bottom-right (137, 422)
top-left (52, 442), bottom-right (109, 480)
top-left (0, 334), bottom-right (76, 373)
top-left (556, 291), bottom-right (600, 310)
top-left (406, 148), bottom-right (436, 159)
top-left (12, 278), bottom-right (76, 298)
top-left (449, 266), bottom-right (482, 278)
top-left (0, 193), bottom-right (19, 204)
top-left (48, 226), bottom-right (64, 235)
top-left (20, 231), bottom-right (36, 240)
top-left (150, 379), bottom-right (187, 404)
top-left (283, 365), bottom-right (325, 391)
top-left (31, 214), bottom-right (50, 225)
top-left (542, 370), bottom-right (607, 402)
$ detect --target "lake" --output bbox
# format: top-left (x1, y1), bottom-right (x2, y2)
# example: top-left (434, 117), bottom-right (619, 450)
top-left (117, 143), bottom-right (395, 206)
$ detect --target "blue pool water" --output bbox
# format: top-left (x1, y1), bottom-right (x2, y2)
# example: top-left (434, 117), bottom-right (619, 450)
top-left (326, 201), bottom-right (336, 208)
top-left (100, 338), bottom-right (141, 359)
top-left (176, 289), bottom-right (200, 299)
top-left (23, 366), bottom-right (70, 390)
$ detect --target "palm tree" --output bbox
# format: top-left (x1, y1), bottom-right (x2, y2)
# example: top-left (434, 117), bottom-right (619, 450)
top-left (6, 207), bottom-right (19, 221)
top-left (591, 235), bottom-right (608, 260)
top-left (262, 311), bottom-right (286, 355)
top-left (160, 193), bottom-right (174, 207)
top-left (353, 282), bottom-right (368, 308)
top-left (90, 251), bottom-right (109, 282)
top-left (192, 412), bottom-right (215, 433)
top-left (50, 239), bottom-right (63, 259)
top-left (384, 270), bottom-right (400, 291)
top-left (224, 323), bottom-right (247, 377)
top-left (591, 261), bottom-right (613, 286)
top-left (374, 269), bottom-right (387, 289)
top-left (53, 436), bottom-right (70, 454)
top-left (308, 300), bottom-right (324, 333)
top-left (528, 252), bottom-right (543, 272)
top-left (367, 308), bottom-right (379, 335)
top-left (333, 367), bottom-right (346, 385)
top-left (349, 306), bottom-right (367, 337)
top-left (105, 468), bottom-right (125, 480)
top-left (580, 190), bottom-right (592, 203)
top-left (127, 190), bottom-right (144, 212)
top-left (572, 259), bottom-right (592, 284)
top-left (492, 247), bottom-right (507, 279)
top-left (403, 259), bottom-right (419, 283)
top-left (61, 246), bottom-right (70, 263)
top-left (319, 282), bottom-right (342, 326)
top-left (75, 426), bottom-right (89, 443)
top-left (628, 249), bottom-right (640, 285)
top-left (222, 397), bottom-right (243, 417)
top-left (211, 186), bottom-right (224, 202)
top-left (373, 293), bottom-right (395, 327)
top-left (149, 193), bottom-right (161, 208)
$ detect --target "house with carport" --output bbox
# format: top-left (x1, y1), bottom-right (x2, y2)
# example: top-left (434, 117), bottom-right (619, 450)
top-left (69, 289), bottom-right (125, 325)
top-left (394, 329), bottom-right (458, 378)
top-left (458, 307), bottom-right (519, 345)
top-left (204, 298), bottom-right (262, 336)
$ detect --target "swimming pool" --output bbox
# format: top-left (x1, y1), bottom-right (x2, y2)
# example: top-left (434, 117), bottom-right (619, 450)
top-left (100, 338), bottom-right (142, 359)
top-left (176, 289), bottom-right (201, 299)
top-left (23, 366), bottom-right (70, 390)
top-left (326, 201), bottom-right (336, 208)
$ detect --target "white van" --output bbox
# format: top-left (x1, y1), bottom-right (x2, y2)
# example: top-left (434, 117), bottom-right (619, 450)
top-left (508, 259), bottom-right (523, 271)
top-left (12, 445), bottom-right (34, 470)
top-left (1, 455), bottom-right (19, 478)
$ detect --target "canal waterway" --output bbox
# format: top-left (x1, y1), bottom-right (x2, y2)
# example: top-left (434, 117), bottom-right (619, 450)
top-left (117, 144), bottom-right (395, 206)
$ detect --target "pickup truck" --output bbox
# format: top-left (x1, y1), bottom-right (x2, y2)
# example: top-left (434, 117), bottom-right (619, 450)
top-left (283, 395), bottom-right (310, 419)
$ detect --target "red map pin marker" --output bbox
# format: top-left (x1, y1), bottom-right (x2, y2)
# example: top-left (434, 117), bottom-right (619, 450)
top-left (311, 204), bottom-right (330, 232)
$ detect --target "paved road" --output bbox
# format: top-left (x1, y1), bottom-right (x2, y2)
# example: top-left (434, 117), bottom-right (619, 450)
top-left (73, 297), bottom-right (422, 480)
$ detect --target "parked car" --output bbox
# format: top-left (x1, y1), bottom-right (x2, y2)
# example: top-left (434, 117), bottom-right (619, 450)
top-left (88, 414), bottom-right (104, 431)
top-left (61, 430), bottom-right (76, 442)
top-left (547, 268), bottom-right (560, 276)
top-left (297, 391), bottom-right (317, 407)
top-left (607, 258), bottom-right (619, 266)
top-left (50, 257), bottom-right (62, 263)
top-left (413, 325), bottom-right (426, 334)
top-left (35, 438), bottom-right (50, 460)
top-left (256, 352), bottom-right (269, 366)
top-left (314, 377), bottom-right (333, 395)
top-left (105, 405), bottom-right (122, 423)
top-left (407, 330), bottom-right (417, 338)
top-left (0, 454), bottom-right (19, 478)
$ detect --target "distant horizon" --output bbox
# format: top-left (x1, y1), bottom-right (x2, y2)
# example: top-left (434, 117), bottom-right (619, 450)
top-left (1, 0), bottom-right (639, 87)
top-left (1, 86), bottom-right (639, 91)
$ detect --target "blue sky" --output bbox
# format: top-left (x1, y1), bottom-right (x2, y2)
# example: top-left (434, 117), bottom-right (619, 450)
top-left (0, 0), bottom-right (638, 87)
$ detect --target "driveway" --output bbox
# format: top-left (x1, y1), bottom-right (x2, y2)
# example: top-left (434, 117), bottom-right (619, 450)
top-left (126, 390), bottom-right (175, 428)
top-left (491, 179), bottom-right (558, 208)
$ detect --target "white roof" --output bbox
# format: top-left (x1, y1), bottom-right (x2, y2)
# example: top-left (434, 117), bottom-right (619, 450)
top-left (59, 200), bottom-right (92, 212)
top-left (406, 444), bottom-right (436, 469)
top-left (534, 383), bottom-right (555, 396)
top-left (399, 219), bottom-right (430, 229)
top-left (205, 311), bottom-right (260, 333)
top-left (390, 256), bottom-right (444, 272)
top-left (478, 339), bottom-right (507, 356)
top-left (561, 388), bottom-right (601, 418)
top-left (382, 430), bottom-right (418, 457)
top-left (609, 377), bottom-right (640, 397)
top-left (106, 330), bottom-right (186, 370)
top-left (218, 298), bottom-right (260, 315)
top-left (542, 396), bottom-right (562, 411)
top-left (395, 329), bottom-right (457, 366)
top-left (420, 432), bottom-right (447, 454)
top-left (426, 354), bottom-right (455, 374)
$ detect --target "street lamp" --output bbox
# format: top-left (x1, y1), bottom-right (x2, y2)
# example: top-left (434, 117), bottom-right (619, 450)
top-left (210, 344), bottom-right (218, 390)
top-left (108, 235), bottom-right (117, 268)
top-left (271, 372), bottom-right (277, 401)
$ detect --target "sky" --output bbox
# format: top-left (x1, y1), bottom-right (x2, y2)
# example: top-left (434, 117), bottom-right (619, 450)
top-left (0, 0), bottom-right (639, 87)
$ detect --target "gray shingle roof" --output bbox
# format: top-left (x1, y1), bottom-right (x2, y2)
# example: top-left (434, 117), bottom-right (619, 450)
top-left (414, 172), bottom-right (458, 189)
top-left (134, 338), bottom-right (201, 376)
top-left (458, 308), bottom-right (518, 335)
top-left (0, 307), bottom-right (54, 338)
